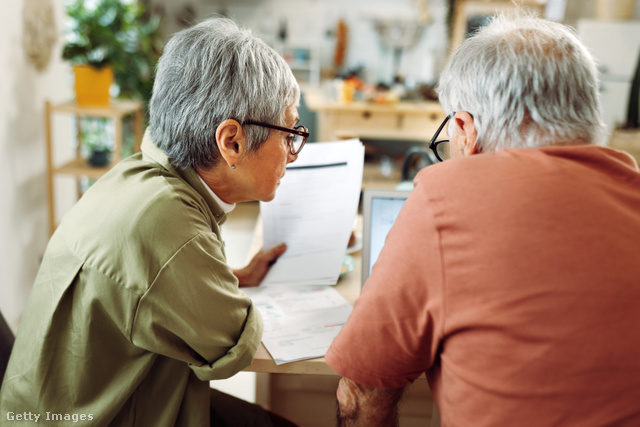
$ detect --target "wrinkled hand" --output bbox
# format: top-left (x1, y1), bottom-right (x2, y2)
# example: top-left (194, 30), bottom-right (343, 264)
top-left (233, 243), bottom-right (287, 287)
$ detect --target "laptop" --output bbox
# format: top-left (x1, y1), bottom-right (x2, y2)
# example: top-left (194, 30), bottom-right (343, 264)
top-left (361, 189), bottom-right (411, 287)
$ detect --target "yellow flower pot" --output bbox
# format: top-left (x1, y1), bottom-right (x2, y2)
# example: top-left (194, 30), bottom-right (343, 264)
top-left (73, 64), bottom-right (113, 106)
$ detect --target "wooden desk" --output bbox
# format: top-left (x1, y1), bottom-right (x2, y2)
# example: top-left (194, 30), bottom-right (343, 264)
top-left (242, 216), bottom-right (361, 376)
top-left (242, 274), bottom-right (360, 371)
top-left (241, 218), bottom-right (436, 426)
top-left (303, 88), bottom-right (445, 191)
top-left (304, 88), bottom-right (446, 143)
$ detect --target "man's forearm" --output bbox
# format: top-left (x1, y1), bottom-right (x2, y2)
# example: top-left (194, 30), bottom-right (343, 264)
top-left (336, 377), bottom-right (404, 427)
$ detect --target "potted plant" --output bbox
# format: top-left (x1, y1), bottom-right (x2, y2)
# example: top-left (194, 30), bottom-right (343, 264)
top-left (62, 0), bottom-right (162, 106)
top-left (82, 117), bottom-right (112, 167)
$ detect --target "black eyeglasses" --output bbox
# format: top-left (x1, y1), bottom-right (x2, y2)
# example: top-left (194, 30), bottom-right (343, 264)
top-left (428, 114), bottom-right (451, 162)
top-left (244, 121), bottom-right (309, 155)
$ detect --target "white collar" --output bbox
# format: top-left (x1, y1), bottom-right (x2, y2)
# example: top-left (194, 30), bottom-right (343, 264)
top-left (197, 175), bottom-right (236, 214)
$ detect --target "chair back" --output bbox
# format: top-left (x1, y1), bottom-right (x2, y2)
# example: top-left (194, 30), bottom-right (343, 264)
top-left (0, 311), bottom-right (15, 390)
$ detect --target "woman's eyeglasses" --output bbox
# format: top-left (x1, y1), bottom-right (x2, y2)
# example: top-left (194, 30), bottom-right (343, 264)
top-left (244, 121), bottom-right (309, 155)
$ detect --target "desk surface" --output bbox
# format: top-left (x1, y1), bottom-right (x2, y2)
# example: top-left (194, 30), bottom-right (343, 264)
top-left (239, 215), bottom-right (436, 426)
top-left (242, 218), bottom-right (362, 376)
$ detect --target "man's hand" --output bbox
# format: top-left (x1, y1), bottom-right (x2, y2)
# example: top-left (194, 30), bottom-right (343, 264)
top-left (336, 377), bottom-right (404, 427)
top-left (233, 243), bottom-right (287, 287)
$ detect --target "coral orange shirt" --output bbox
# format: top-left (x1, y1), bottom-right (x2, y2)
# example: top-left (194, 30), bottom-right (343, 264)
top-left (326, 145), bottom-right (640, 426)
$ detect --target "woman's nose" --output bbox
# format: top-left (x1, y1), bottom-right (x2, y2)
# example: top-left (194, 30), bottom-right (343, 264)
top-left (287, 152), bottom-right (298, 163)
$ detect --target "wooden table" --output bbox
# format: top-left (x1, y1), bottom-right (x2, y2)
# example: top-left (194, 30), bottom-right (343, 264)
top-left (240, 217), bottom-right (437, 426)
top-left (242, 260), bottom-right (361, 375)
top-left (243, 215), bottom-right (361, 376)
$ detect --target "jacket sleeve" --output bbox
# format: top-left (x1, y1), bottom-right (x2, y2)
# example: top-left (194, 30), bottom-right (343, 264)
top-left (131, 232), bottom-right (263, 381)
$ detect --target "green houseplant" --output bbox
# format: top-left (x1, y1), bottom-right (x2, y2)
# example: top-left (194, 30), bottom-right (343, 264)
top-left (62, 0), bottom-right (162, 105)
top-left (82, 117), bottom-right (111, 166)
top-left (62, 0), bottom-right (162, 165)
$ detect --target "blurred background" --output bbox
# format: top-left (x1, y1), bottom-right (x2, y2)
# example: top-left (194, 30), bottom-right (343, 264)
top-left (2, 0), bottom-right (640, 413)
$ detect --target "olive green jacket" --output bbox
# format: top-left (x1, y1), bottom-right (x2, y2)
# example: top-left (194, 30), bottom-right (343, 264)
top-left (0, 135), bottom-right (263, 426)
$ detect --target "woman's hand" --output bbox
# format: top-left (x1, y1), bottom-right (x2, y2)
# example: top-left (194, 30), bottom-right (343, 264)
top-left (233, 243), bottom-right (287, 287)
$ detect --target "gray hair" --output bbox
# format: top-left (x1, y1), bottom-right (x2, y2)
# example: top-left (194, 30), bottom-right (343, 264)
top-left (436, 13), bottom-right (605, 152)
top-left (149, 16), bottom-right (300, 170)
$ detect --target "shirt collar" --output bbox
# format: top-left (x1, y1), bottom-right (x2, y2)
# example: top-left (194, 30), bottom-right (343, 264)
top-left (141, 129), bottom-right (229, 225)
top-left (197, 175), bottom-right (236, 214)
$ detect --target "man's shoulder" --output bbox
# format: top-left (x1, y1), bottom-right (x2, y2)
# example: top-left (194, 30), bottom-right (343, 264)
top-left (412, 145), bottom-right (640, 219)
top-left (413, 148), bottom-right (528, 188)
top-left (415, 145), bottom-right (629, 183)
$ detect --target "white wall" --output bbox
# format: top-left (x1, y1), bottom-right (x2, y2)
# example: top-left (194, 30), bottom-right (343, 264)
top-left (152, 0), bottom-right (640, 87)
top-left (154, 0), bottom-right (450, 85)
top-left (0, 0), bottom-right (73, 331)
top-left (225, 0), bottom-right (450, 85)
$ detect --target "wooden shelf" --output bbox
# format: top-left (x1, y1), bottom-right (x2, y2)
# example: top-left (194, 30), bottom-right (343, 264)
top-left (53, 157), bottom-right (115, 180)
top-left (45, 99), bottom-right (143, 235)
top-left (49, 100), bottom-right (143, 118)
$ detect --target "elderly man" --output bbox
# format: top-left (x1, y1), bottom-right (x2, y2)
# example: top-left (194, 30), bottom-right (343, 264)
top-left (326, 13), bottom-right (640, 427)
top-left (1, 17), bottom-right (303, 426)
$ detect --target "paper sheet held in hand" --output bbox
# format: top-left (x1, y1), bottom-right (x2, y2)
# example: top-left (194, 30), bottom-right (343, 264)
top-left (260, 139), bottom-right (364, 286)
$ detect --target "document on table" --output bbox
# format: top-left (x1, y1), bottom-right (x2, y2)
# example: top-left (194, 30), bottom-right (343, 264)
top-left (260, 139), bottom-right (364, 286)
top-left (244, 285), bottom-right (352, 365)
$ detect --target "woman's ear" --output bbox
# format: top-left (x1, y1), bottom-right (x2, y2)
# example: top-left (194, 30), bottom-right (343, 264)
top-left (215, 119), bottom-right (247, 168)
top-left (453, 111), bottom-right (479, 156)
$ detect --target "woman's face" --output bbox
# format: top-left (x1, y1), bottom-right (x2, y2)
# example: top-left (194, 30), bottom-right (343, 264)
top-left (240, 104), bottom-right (300, 202)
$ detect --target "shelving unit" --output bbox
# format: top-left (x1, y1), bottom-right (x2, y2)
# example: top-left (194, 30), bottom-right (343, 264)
top-left (44, 99), bottom-right (143, 235)
top-left (280, 45), bottom-right (320, 86)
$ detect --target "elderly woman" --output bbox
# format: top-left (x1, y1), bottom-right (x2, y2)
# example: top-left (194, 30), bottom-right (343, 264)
top-left (0, 17), bottom-right (304, 427)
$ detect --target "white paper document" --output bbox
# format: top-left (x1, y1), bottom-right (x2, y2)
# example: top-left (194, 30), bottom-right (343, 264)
top-left (244, 285), bottom-right (352, 365)
top-left (260, 139), bottom-right (364, 286)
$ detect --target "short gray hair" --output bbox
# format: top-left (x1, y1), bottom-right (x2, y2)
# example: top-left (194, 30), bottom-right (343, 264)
top-left (436, 13), bottom-right (605, 152)
top-left (149, 16), bottom-right (300, 170)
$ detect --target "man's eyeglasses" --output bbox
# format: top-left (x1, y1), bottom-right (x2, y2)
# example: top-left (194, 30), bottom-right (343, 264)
top-left (428, 114), bottom-right (451, 162)
top-left (244, 121), bottom-right (309, 155)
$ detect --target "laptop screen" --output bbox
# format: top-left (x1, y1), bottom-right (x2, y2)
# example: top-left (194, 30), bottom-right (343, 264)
top-left (361, 189), bottom-right (411, 287)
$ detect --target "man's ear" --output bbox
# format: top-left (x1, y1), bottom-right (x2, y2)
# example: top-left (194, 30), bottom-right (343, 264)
top-left (215, 119), bottom-right (247, 168)
top-left (453, 111), bottom-right (479, 156)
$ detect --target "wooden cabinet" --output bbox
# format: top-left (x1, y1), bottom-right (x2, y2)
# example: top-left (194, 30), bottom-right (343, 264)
top-left (303, 89), bottom-right (446, 189)
top-left (44, 100), bottom-right (143, 235)
top-left (280, 45), bottom-right (320, 86)
top-left (310, 100), bottom-right (445, 143)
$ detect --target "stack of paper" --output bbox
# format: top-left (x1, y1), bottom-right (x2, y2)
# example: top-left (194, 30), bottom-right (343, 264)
top-left (243, 286), bottom-right (353, 365)
top-left (260, 139), bottom-right (365, 286)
